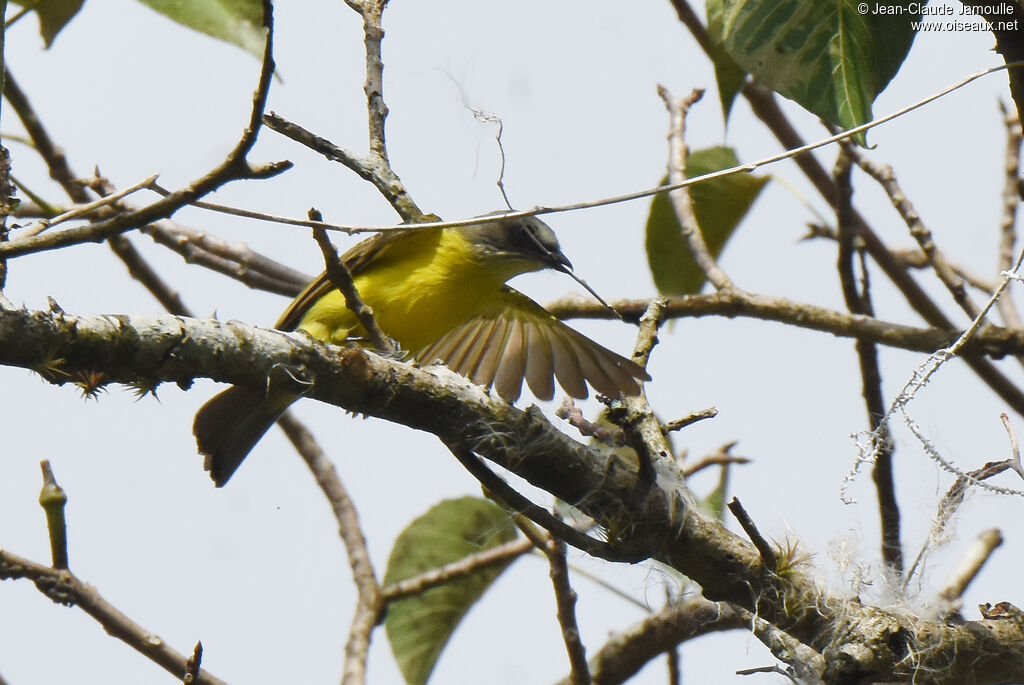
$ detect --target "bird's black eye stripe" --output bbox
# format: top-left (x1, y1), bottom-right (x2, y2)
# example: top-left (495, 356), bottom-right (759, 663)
top-left (516, 220), bottom-right (557, 261)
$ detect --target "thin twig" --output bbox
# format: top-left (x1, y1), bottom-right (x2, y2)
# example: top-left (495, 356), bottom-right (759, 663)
top-left (443, 439), bottom-right (646, 563)
top-left (0, 0), bottom-right (282, 260)
top-left (546, 291), bottom-right (1023, 355)
top-left (834, 146), bottom-right (903, 575)
top-left (682, 443), bottom-right (749, 478)
top-left (38, 460), bottom-right (68, 570)
top-left (615, 299), bottom-right (673, 485)
top-left (550, 596), bottom-right (744, 685)
top-left (555, 398), bottom-right (627, 447)
top-left (340, 0), bottom-right (422, 222)
top-left (513, 515), bottom-right (590, 685)
top-left (658, 87), bottom-right (733, 290)
top-left (183, 642), bottom-right (203, 685)
top-left (1002, 412), bottom-right (1024, 479)
top-left (663, 407), bottom-right (718, 433)
top-left (998, 100), bottom-right (1023, 329)
top-left (21, 174), bottom-right (159, 237)
top-left (0, 548), bottom-right (227, 685)
top-left (905, 454), bottom-right (1021, 588)
top-left (380, 537), bottom-right (534, 603)
top-left (263, 112), bottom-right (422, 222)
top-left (142, 219), bottom-right (310, 297)
top-left (276, 412), bottom-right (381, 685)
top-left (735, 665), bottom-right (798, 683)
top-left (633, 297), bottom-right (667, 369)
top-left (311, 216), bottom-right (396, 354)
top-left (806, 224), bottom-right (1000, 294)
top-left (937, 528), bottom-right (1003, 610)
top-left (727, 498), bottom-right (776, 570)
top-left (854, 153), bottom-right (982, 320)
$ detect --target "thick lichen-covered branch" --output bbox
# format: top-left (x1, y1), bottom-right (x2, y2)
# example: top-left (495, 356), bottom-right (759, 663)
top-left (2, 303), bottom-right (1024, 683)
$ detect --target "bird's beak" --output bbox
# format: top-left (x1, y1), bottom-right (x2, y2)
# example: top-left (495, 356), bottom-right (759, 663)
top-left (549, 249), bottom-right (573, 273)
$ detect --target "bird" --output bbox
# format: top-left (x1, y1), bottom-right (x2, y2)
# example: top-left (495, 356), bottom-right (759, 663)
top-left (193, 215), bottom-right (651, 486)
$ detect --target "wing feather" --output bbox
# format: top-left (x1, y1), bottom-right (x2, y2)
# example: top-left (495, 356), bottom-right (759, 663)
top-left (467, 318), bottom-right (509, 388)
top-left (557, 326), bottom-right (619, 397)
top-left (493, 318), bottom-right (526, 402)
top-left (565, 327), bottom-right (643, 397)
top-left (414, 288), bottom-right (649, 400)
top-left (418, 319), bottom-right (479, 368)
top-left (523, 320), bottom-right (556, 400)
top-left (546, 320), bottom-right (588, 398)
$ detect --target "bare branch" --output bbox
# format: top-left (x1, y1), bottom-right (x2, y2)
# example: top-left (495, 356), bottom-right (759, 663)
top-left (937, 528), bottom-right (1003, 611)
top-left (555, 398), bottom-right (627, 447)
top-left (142, 219), bottom-right (310, 297)
top-left (514, 517), bottom-right (590, 685)
top-left (22, 174), bottom-right (158, 237)
top-left (263, 112), bottom-right (422, 222)
top-left (834, 145), bottom-right (903, 574)
top-left (6, 305), bottom-right (1024, 682)
top-left (380, 537), bottom-right (533, 603)
top-left (658, 87), bottom-right (733, 290)
top-left (998, 100), bottom-right (1023, 329)
top-left (546, 291), bottom-right (1024, 358)
top-left (727, 498), bottom-right (777, 570)
top-left (38, 460), bottom-right (68, 569)
top-left (0, 0), bottom-right (282, 260)
top-left (854, 152), bottom-right (982, 320)
top-left (550, 597), bottom-right (745, 685)
top-left (0, 548), bottom-right (227, 685)
top-left (311, 217), bottom-right (396, 354)
top-left (276, 412), bottom-right (381, 685)
top-left (682, 443), bottom-right (749, 478)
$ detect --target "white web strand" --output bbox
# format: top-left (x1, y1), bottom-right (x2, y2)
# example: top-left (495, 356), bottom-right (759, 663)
top-left (843, 246), bottom-right (1024, 503)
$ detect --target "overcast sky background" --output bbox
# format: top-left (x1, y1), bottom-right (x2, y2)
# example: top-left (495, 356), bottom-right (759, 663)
top-left (0, 1), bottom-right (1019, 683)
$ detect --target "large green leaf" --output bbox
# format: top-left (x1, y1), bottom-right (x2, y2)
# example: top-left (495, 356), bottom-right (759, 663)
top-left (645, 146), bottom-right (769, 296)
top-left (11, 0), bottom-right (85, 47)
top-left (719, 0), bottom-right (917, 139)
top-left (706, 0), bottom-right (747, 122)
top-left (134, 0), bottom-right (267, 59)
top-left (384, 497), bottom-right (519, 685)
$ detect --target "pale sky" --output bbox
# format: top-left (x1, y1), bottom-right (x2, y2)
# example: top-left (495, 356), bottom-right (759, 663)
top-left (0, 1), bottom-right (1018, 683)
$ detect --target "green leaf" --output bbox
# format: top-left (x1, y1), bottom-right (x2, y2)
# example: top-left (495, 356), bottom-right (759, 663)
top-left (384, 497), bottom-right (519, 685)
top-left (134, 0), bottom-right (267, 59)
top-left (706, 0), bottom-right (747, 122)
top-left (697, 463), bottom-right (731, 521)
top-left (645, 146), bottom-right (769, 296)
top-left (719, 0), bottom-right (917, 141)
top-left (11, 0), bottom-right (85, 47)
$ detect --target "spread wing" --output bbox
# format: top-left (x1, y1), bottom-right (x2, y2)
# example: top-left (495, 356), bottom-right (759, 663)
top-left (416, 287), bottom-right (650, 402)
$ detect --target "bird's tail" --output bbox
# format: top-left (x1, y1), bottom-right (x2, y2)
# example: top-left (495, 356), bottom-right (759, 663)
top-left (193, 386), bottom-right (295, 487)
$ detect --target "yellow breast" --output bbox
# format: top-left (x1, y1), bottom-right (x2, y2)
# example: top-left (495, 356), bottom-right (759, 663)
top-left (297, 229), bottom-right (511, 352)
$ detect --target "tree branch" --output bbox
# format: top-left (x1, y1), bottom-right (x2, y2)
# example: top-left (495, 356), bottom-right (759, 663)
top-left (0, 0), bottom-right (282, 260)
top-left (276, 413), bottom-right (380, 685)
top-left (834, 146), bottom-right (903, 574)
top-left (0, 548), bottom-right (226, 685)
top-left (4, 304), bottom-right (1024, 682)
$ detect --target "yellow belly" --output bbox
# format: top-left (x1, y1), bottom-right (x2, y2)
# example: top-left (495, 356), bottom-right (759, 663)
top-left (296, 229), bottom-right (510, 352)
